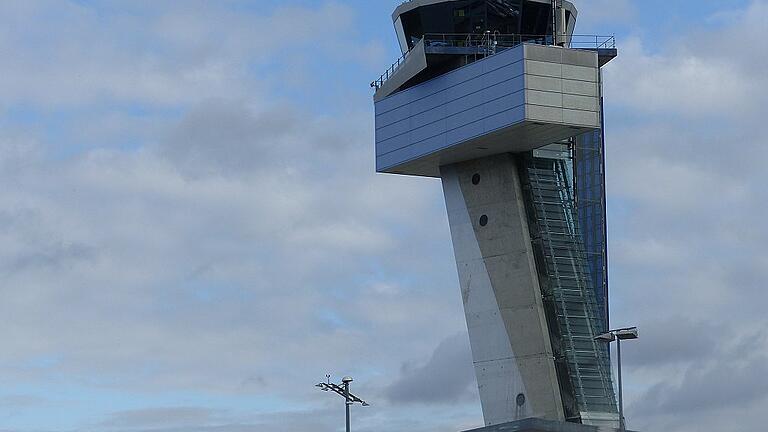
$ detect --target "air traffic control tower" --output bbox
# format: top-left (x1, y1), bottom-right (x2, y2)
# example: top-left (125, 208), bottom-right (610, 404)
top-left (372, 1), bottom-right (622, 430)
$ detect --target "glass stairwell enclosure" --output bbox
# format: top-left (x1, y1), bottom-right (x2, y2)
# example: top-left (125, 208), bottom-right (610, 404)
top-left (519, 147), bottom-right (618, 423)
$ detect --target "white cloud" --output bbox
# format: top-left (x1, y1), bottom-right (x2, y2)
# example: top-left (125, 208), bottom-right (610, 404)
top-left (0, 1), bottom-right (363, 109)
top-left (573, 0), bottom-right (637, 31)
top-left (604, 1), bottom-right (768, 118)
top-left (604, 39), bottom-right (755, 117)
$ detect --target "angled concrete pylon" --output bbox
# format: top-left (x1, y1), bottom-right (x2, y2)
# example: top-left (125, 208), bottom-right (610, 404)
top-left (441, 154), bottom-right (565, 424)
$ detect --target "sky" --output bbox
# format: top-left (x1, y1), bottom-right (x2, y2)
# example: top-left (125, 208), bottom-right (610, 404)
top-left (0, 0), bottom-right (766, 431)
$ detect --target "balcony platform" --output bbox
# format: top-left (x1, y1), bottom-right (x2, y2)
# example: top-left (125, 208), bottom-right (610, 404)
top-left (374, 43), bottom-right (602, 177)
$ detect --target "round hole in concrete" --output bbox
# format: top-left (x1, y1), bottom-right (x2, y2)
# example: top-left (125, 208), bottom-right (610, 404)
top-left (472, 174), bottom-right (481, 185)
top-left (479, 215), bottom-right (488, 226)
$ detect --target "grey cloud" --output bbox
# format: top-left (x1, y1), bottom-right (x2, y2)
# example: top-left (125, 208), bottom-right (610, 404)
top-left (620, 318), bottom-right (725, 369)
top-left (159, 98), bottom-right (365, 181)
top-left (95, 403), bottom-right (370, 432)
top-left (385, 333), bottom-right (476, 405)
top-left (631, 332), bottom-right (768, 418)
top-left (93, 406), bottom-right (430, 432)
top-left (5, 242), bottom-right (95, 273)
top-left (0, 394), bottom-right (47, 408)
top-left (100, 407), bottom-right (223, 429)
top-left (160, 101), bottom-right (299, 177)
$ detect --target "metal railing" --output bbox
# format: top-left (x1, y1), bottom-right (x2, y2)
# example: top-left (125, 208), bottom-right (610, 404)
top-left (423, 33), bottom-right (615, 50)
top-left (370, 47), bottom-right (413, 90)
top-left (371, 33), bottom-right (615, 90)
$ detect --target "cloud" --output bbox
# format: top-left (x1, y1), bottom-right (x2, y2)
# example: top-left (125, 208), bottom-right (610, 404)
top-left (385, 334), bottom-right (476, 405)
top-left (627, 331), bottom-right (768, 432)
top-left (99, 407), bottom-right (223, 429)
top-left (159, 100), bottom-right (300, 177)
top-left (619, 318), bottom-right (723, 369)
top-left (0, 98), bottom-right (455, 398)
top-left (573, 0), bottom-right (637, 31)
top-left (0, 1), bottom-right (360, 109)
top-left (604, 38), bottom-right (756, 117)
top-left (604, 1), bottom-right (768, 118)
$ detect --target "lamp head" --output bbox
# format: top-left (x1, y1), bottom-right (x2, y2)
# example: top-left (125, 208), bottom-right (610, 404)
top-left (341, 376), bottom-right (353, 384)
top-left (615, 327), bottom-right (639, 340)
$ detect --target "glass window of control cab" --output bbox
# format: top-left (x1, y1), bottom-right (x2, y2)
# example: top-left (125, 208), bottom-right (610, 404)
top-left (487, 0), bottom-right (523, 35)
top-left (400, 0), bottom-right (528, 50)
top-left (521, 0), bottom-right (552, 37)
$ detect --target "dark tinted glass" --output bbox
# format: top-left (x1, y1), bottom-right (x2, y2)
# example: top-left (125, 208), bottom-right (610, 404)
top-left (401, 0), bottom-right (551, 48)
top-left (488, 0), bottom-right (522, 34)
top-left (521, 1), bottom-right (551, 35)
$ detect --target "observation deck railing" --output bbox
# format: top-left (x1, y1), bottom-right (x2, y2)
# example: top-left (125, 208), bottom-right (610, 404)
top-left (371, 33), bottom-right (615, 90)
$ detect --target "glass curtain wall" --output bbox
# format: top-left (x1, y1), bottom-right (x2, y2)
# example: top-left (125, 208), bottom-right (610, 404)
top-left (573, 128), bottom-right (608, 329)
top-left (400, 0), bottom-right (546, 50)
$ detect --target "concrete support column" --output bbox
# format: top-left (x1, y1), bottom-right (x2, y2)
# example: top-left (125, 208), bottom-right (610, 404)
top-left (441, 154), bottom-right (564, 426)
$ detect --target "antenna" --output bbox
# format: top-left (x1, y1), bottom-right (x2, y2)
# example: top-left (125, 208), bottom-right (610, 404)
top-left (551, 0), bottom-right (567, 47)
top-left (552, 0), bottom-right (557, 45)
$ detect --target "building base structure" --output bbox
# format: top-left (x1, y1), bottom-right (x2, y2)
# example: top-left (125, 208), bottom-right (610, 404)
top-left (461, 418), bottom-right (637, 432)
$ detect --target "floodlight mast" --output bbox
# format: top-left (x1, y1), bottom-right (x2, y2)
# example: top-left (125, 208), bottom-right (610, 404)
top-left (594, 327), bottom-right (639, 431)
top-left (315, 375), bottom-right (369, 432)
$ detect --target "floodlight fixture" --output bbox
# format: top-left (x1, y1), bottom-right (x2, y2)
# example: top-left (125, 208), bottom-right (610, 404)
top-left (615, 327), bottom-right (639, 340)
top-left (316, 375), bottom-right (369, 432)
top-left (594, 326), bottom-right (639, 431)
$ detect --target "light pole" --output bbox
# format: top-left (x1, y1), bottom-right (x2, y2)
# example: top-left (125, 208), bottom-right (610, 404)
top-left (316, 375), bottom-right (369, 432)
top-left (594, 326), bottom-right (638, 431)
top-left (343, 376), bottom-right (352, 432)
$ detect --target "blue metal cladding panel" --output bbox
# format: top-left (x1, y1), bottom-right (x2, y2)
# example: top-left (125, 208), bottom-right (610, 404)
top-left (374, 45), bottom-right (527, 171)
